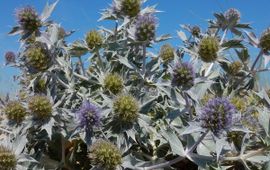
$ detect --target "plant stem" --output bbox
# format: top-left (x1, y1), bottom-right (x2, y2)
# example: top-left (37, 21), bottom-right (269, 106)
top-left (78, 56), bottom-right (85, 76)
top-left (136, 130), bottom-right (209, 170)
top-left (142, 43), bottom-right (147, 77)
top-left (220, 29), bottom-right (228, 45)
top-left (251, 50), bottom-right (263, 71)
top-left (223, 148), bottom-right (266, 161)
top-left (183, 92), bottom-right (192, 120)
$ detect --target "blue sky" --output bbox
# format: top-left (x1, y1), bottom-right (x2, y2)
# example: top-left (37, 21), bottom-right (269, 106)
top-left (1, 0), bottom-right (270, 95)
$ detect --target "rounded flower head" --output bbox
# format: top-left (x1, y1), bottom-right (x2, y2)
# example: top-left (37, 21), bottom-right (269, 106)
top-left (171, 62), bottom-right (195, 90)
top-left (199, 97), bottom-right (236, 135)
top-left (4, 101), bottom-right (27, 124)
top-left (103, 73), bottom-right (124, 94)
top-left (89, 140), bottom-right (122, 170)
top-left (135, 14), bottom-right (157, 42)
top-left (228, 61), bottom-right (242, 75)
top-left (259, 28), bottom-right (270, 52)
top-left (224, 8), bottom-right (241, 23)
top-left (25, 45), bottom-right (51, 72)
top-left (191, 26), bottom-right (201, 37)
top-left (198, 37), bottom-right (219, 63)
top-left (4, 51), bottom-right (16, 65)
top-left (76, 101), bottom-right (101, 129)
top-left (113, 95), bottom-right (139, 124)
top-left (159, 44), bottom-right (174, 63)
top-left (0, 145), bottom-right (17, 170)
top-left (28, 95), bottom-right (52, 120)
top-left (120, 0), bottom-right (141, 17)
top-left (16, 6), bottom-right (41, 32)
top-left (85, 30), bottom-right (103, 50)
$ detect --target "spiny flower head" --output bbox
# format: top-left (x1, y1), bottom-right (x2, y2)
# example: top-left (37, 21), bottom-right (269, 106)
top-left (241, 109), bottom-right (260, 131)
top-left (224, 8), bottom-right (241, 23)
top-left (199, 97), bottom-right (236, 135)
top-left (259, 28), bottom-right (270, 52)
top-left (76, 101), bottom-right (101, 129)
top-left (159, 44), bottom-right (174, 63)
top-left (0, 145), bottom-right (17, 170)
top-left (103, 73), bottom-right (124, 94)
top-left (28, 95), bottom-right (52, 120)
top-left (89, 140), bottom-right (122, 170)
top-left (85, 30), bottom-right (103, 50)
top-left (4, 101), bottom-right (27, 124)
top-left (228, 61), bottom-right (242, 75)
top-left (16, 6), bottom-right (41, 32)
top-left (230, 96), bottom-right (246, 112)
top-left (25, 45), bottom-right (51, 72)
top-left (198, 37), bottom-right (219, 63)
top-left (120, 0), bottom-right (141, 17)
top-left (113, 95), bottom-right (139, 124)
top-left (171, 62), bottom-right (195, 90)
top-left (4, 51), bottom-right (16, 65)
top-left (135, 14), bottom-right (157, 42)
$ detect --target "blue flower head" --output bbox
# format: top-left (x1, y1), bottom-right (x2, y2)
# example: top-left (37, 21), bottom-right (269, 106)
top-left (199, 97), bottom-right (236, 135)
top-left (76, 101), bottom-right (101, 130)
top-left (135, 14), bottom-right (157, 42)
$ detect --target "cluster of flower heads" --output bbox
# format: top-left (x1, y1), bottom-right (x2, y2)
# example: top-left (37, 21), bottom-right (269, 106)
top-left (228, 61), bottom-right (243, 76)
top-left (89, 140), bottom-right (122, 170)
top-left (16, 6), bottom-right (41, 32)
top-left (0, 145), bottom-right (17, 170)
top-left (120, 0), bottom-right (141, 17)
top-left (198, 36), bottom-right (219, 62)
top-left (135, 14), bottom-right (157, 42)
top-left (199, 97), bottom-right (236, 135)
top-left (4, 51), bottom-right (16, 65)
top-left (171, 62), bottom-right (195, 90)
top-left (113, 95), bottom-right (139, 124)
top-left (224, 8), bottom-right (241, 23)
top-left (259, 28), bottom-right (270, 52)
top-left (85, 30), bottom-right (103, 50)
top-left (159, 44), bottom-right (174, 63)
top-left (28, 95), bottom-right (52, 120)
top-left (103, 73), bottom-right (124, 94)
top-left (76, 100), bottom-right (101, 130)
top-left (25, 44), bottom-right (51, 72)
top-left (4, 101), bottom-right (27, 124)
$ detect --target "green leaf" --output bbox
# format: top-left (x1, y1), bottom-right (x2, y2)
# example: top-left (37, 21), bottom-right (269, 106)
top-left (161, 129), bottom-right (185, 156)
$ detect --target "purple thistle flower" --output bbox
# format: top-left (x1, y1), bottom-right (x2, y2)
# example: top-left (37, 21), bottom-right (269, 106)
top-left (16, 6), bottom-right (41, 32)
top-left (224, 8), bottom-right (241, 22)
top-left (171, 62), bottom-right (195, 90)
top-left (135, 14), bottom-right (157, 42)
top-left (76, 101), bottom-right (101, 130)
top-left (4, 51), bottom-right (16, 65)
top-left (199, 97), bottom-right (236, 135)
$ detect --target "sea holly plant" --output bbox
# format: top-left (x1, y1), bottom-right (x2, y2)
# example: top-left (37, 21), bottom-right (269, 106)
top-left (1, 0), bottom-right (270, 169)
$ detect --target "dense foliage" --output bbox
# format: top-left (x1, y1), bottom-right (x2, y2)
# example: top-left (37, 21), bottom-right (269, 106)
top-left (1, 0), bottom-right (270, 169)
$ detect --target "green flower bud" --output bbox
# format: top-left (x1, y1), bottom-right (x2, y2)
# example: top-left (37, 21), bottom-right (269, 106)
top-left (28, 95), bottom-right (52, 119)
top-left (104, 73), bottom-right (124, 94)
top-left (0, 145), bottom-right (16, 170)
top-left (228, 61), bottom-right (242, 75)
top-left (159, 44), bottom-right (174, 63)
top-left (35, 78), bottom-right (47, 93)
top-left (89, 140), bottom-right (122, 170)
top-left (120, 0), bottom-right (141, 17)
top-left (4, 101), bottom-right (27, 124)
top-left (25, 45), bottom-right (51, 72)
top-left (113, 95), bottom-right (139, 124)
top-left (85, 30), bottom-right (103, 50)
top-left (198, 37), bottom-right (219, 63)
top-left (259, 28), bottom-right (270, 52)
top-left (230, 96), bottom-right (246, 112)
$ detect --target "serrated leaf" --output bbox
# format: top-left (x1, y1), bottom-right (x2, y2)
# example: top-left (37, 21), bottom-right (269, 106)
top-left (221, 39), bottom-right (244, 49)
